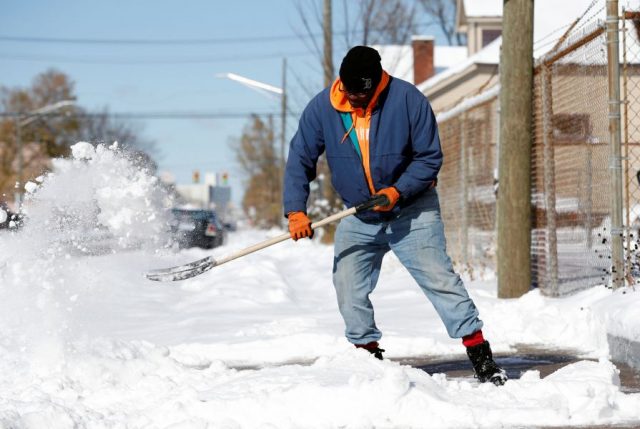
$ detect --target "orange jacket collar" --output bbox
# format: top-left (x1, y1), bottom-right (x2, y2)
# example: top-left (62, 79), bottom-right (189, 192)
top-left (330, 71), bottom-right (390, 113)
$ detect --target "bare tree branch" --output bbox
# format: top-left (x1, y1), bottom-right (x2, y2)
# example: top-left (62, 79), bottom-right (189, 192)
top-left (419, 0), bottom-right (465, 45)
top-left (293, 0), bottom-right (324, 61)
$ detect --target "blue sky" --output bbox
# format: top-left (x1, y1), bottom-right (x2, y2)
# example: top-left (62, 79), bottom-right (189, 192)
top-left (1, 0), bottom-right (445, 204)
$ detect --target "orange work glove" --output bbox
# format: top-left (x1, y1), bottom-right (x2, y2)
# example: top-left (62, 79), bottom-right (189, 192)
top-left (288, 211), bottom-right (314, 241)
top-left (373, 186), bottom-right (401, 212)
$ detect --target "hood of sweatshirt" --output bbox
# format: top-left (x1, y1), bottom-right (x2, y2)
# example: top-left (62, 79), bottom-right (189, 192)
top-left (329, 70), bottom-right (390, 113)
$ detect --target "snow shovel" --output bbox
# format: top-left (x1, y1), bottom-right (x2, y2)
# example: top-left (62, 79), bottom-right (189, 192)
top-left (145, 194), bottom-right (390, 282)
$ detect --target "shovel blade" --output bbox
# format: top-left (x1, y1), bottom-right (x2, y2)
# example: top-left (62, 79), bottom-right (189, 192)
top-left (145, 256), bottom-right (216, 282)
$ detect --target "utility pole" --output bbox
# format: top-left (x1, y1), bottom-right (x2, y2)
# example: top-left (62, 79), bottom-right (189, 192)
top-left (268, 114), bottom-right (278, 225)
top-left (497, 0), bottom-right (534, 298)
top-left (316, 0), bottom-right (340, 242)
top-left (323, 0), bottom-right (334, 87)
top-left (281, 57), bottom-right (288, 228)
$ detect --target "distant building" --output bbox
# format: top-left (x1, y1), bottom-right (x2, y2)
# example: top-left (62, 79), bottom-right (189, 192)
top-left (455, 0), bottom-right (502, 56)
top-left (373, 38), bottom-right (468, 86)
top-left (174, 171), bottom-right (232, 218)
top-left (373, 0), bottom-right (503, 112)
top-left (415, 0), bottom-right (607, 113)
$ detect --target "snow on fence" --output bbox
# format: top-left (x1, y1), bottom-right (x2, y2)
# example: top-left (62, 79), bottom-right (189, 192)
top-left (434, 10), bottom-right (640, 296)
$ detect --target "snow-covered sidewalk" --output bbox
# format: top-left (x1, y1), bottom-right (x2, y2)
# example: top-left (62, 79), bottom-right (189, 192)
top-left (1, 227), bottom-right (639, 428)
top-left (1, 143), bottom-right (639, 428)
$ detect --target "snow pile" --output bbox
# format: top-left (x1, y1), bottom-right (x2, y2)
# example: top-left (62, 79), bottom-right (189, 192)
top-left (475, 285), bottom-right (612, 355)
top-left (0, 142), bottom-right (172, 374)
top-left (0, 341), bottom-right (639, 428)
top-left (22, 141), bottom-right (171, 252)
top-left (592, 287), bottom-right (640, 342)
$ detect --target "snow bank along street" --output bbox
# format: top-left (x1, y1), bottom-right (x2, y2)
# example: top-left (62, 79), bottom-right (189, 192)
top-left (0, 143), bottom-right (639, 428)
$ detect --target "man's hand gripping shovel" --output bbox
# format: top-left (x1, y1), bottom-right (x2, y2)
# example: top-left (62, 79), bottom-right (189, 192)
top-left (144, 194), bottom-right (390, 282)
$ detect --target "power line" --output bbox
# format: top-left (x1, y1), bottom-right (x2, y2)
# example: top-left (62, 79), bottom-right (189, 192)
top-left (0, 32), bottom-right (325, 46)
top-left (0, 51), bottom-right (311, 65)
top-left (0, 111), bottom-right (299, 120)
top-left (0, 19), bottom-right (444, 47)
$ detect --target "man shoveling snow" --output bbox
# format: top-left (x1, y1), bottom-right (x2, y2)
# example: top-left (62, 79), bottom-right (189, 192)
top-left (283, 46), bottom-right (507, 386)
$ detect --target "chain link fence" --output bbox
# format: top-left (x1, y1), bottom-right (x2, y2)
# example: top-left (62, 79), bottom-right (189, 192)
top-left (438, 94), bottom-right (499, 280)
top-left (435, 4), bottom-right (632, 295)
top-left (532, 21), bottom-right (611, 296)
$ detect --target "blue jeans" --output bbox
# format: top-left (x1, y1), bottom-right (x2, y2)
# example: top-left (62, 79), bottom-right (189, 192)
top-left (332, 188), bottom-right (483, 345)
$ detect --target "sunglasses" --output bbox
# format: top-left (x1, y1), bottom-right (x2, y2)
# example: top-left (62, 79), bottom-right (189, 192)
top-left (339, 83), bottom-right (373, 98)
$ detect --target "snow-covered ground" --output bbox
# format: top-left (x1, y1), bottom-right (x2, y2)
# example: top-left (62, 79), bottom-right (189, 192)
top-left (0, 143), bottom-right (639, 428)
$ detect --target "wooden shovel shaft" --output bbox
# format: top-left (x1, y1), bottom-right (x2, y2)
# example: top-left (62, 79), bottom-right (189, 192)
top-left (145, 195), bottom-right (389, 281)
top-left (213, 206), bottom-right (358, 267)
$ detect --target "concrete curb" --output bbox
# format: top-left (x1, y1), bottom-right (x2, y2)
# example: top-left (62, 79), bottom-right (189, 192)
top-left (608, 334), bottom-right (640, 371)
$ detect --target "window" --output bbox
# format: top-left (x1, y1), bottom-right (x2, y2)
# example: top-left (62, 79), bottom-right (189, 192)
top-left (482, 29), bottom-right (501, 47)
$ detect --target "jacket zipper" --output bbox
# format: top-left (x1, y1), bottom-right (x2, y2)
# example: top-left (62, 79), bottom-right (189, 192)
top-left (350, 109), bottom-right (375, 197)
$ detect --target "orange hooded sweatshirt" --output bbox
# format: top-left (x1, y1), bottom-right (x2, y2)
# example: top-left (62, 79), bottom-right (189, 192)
top-left (329, 71), bottom-right (390, 195)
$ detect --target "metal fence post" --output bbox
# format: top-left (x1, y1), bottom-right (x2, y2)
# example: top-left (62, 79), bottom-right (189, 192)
top-left (586, 142), bottom-right (594, 250)
top-left (461, 114), bottom-right (469, 267)
top-left (606, 0), bottom-right (625, 288)
top-left (621, 10), bottom-right (631, 269)
top-left (541, 65), bottom-right (560, 296)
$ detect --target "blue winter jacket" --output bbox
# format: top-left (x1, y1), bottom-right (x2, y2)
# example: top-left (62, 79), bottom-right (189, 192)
top-left (283, 75), bottom-right (443, 222)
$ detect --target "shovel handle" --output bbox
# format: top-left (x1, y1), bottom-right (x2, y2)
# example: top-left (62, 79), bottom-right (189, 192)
top-left (310, 194), bottom-right (389, 229)
top-left (214, 195), bottom-right (390, 266)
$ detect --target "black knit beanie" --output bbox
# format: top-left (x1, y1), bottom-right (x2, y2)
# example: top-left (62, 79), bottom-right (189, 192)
top-left (339, 46), bottom-right (382, 93)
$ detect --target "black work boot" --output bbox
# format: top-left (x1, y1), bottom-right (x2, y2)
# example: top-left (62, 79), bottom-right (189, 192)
top-left (466, 341), bottom-right (507, 386)
top-left (355, 341), bottom-right (385, 360)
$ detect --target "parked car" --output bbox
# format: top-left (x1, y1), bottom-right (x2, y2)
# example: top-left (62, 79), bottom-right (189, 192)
top-left (170, 208), bottom-right (226, 249)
